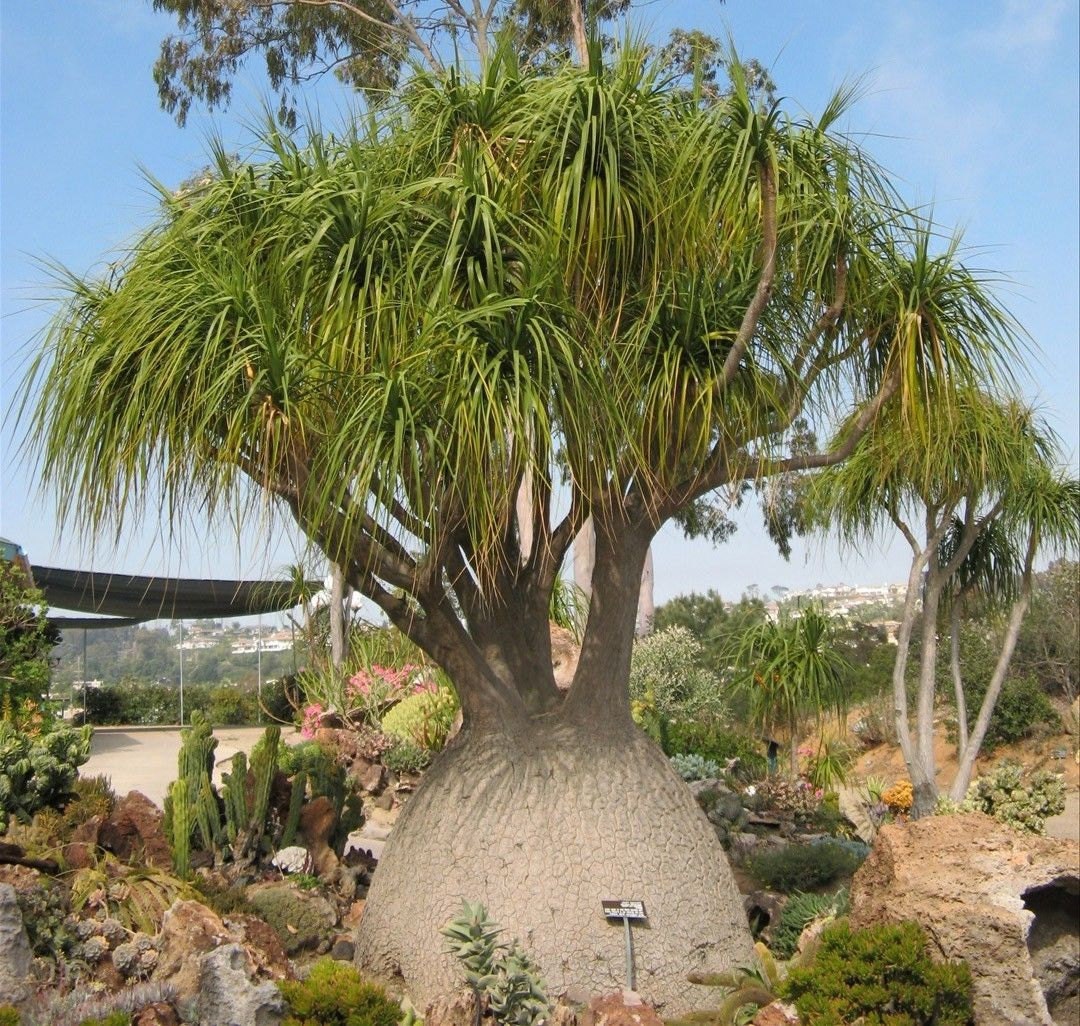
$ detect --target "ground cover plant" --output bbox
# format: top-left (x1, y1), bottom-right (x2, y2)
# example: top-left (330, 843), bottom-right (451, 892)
top-left (26, 16), bottom-right (1030, 1004)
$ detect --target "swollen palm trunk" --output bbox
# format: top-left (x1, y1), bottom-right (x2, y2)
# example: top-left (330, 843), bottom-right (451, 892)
top-left (354, 711), bottom-right (754, 1011)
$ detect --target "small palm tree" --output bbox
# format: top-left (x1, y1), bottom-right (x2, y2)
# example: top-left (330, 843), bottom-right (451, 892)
top-left (726, 604), bottom-right (850, 778)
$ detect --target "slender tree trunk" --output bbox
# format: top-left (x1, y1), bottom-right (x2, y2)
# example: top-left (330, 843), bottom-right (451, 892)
top-left (949, 538), bottom-right (1037, 799)
top-left (569, 0), bottom-right (588, 64)
top-left (636, 546), bottom-right (654, 637)
top-left (911, 573), bottom-right (945, 815)
top-left (329, 562), bottom-right (347, 670)
top-left (949, 599), bottom-right (969, 760)
top-left (891, 550), bottom-right (924, 779)
top-left (573, 517), bottom-right (595, 598)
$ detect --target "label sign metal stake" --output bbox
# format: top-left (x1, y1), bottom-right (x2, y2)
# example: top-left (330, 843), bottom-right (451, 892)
top-left (601, 900), bottom-right (647, 990)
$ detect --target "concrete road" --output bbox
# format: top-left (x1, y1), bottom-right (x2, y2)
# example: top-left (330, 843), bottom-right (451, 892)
top-left (82, 726), bottom-right (302, 808)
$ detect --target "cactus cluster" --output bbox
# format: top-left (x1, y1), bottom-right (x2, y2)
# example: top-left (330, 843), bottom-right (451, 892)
top-left (163, 717), bottom-right (359, 876)
top-left (163, 715), bottom-right (282, 874)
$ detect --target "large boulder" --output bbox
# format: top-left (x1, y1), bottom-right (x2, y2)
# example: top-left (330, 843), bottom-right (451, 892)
top-left (98, 790), bottom-right (173, 868)
top-left (197, 943), bottom-right (287, 1026)
top-left (0, 883), bottom-right (32, 1007)
top-left (850, 813), bottom-right (1079, 1026)
top-left (153, 900), bottom-right (290, 1009)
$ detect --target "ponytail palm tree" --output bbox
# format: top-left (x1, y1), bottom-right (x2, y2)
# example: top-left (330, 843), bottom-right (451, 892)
top-left (24, 46), bottom-right (1018, 1005)
top-left (813, 389), bottom-right (1077, 814)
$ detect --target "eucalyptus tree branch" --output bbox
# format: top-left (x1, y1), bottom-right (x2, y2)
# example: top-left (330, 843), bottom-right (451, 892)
top-left (279, 0), bottom-right (446, 74)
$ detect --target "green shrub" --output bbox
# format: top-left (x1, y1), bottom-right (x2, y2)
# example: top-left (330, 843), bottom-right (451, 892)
top-left (939, 760), bottom-right (1066, 834)
top-left (0, 560), bottom-right (55, 712)
top-left (0, 720), bottom-right (92, 832)
top-left (380, 686), bottom-right (458, 751)
top-left (629, 626), bottom-right (727, 722)
top-left (953, 674), bottom-right (1060, 751)
top-left (0, 1007), bottom-right (19, 1026)
top-left (383, 738), bottom-right (431, 774)
top-left (780, 920), bottom-right (974, 1025)
top-left (206, 685), bottom-right (257, 725)
top-left (770, 889), bottom-right (849, 959)
top-left (278, 958), bottom-right (401, 1026)
top-left (652, 720), bottom-right (768, 781)
top-left (748, 840), bottom-right (867, 893)
top-left (670, 753), bottom-right (722, 781)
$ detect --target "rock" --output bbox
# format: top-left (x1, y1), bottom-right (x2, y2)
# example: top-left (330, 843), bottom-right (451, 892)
top-left (751, 1001), bottom-right (800, 1025)
top-left (358, 762), bottom-right (386, 794)
top-left (424, 989), bottom-right (481, 1026)
top-left (99, 791), bottom-right (172, 868)
top-left (247, 883), bottom-right (338, 956)
top-left (0, 884), bottom-right (32, 1006)
top-left (578, 992), bottom-right (665, 1026)
top-left (850, 812), bottom-right (1080, 1026)
top-left (134, 1003), bottom-right (181, 1026)
top-left (331, 937), bottom-right (355, 961)
top-left (743, 890), bottom-right (786, 943)
top-left (299, 795), bottom-right (339, 876)
top-left (226, 913), bottom-right (290, 980)
top-left (271, 845), bottom-right (314, 875)
top-left (153, 900), bottom-right (231, 1004)
top-left (550, 624), bottom-right (580, 690)
top-left (197, 943), bottom-right (287, 1026)
top-left (373, 791), bottom-right (395, 811)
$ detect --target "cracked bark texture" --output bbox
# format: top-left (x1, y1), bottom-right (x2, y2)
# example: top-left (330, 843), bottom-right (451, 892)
top-left (354, 714), bottom-right (754, 1012)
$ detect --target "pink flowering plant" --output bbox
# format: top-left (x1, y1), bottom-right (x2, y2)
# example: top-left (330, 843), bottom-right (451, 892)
top-left (346, 662), bottom-right (427, 725)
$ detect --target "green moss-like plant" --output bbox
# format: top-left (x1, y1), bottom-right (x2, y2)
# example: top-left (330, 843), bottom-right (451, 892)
top-left (278, 958), bottom-right (401, 1026)
top-left (249, 884), bottom-right (337, 955)
top-left (0, 1005), bottom-right (21, 1026)
top-left (380, 687), bottom-right (458, 751)
top-left (77, 1014), bottom-right (132, 1026)
top-left (780, 920), bottom-right (974, 1025)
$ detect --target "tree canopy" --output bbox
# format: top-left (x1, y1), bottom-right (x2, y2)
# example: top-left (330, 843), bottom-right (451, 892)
top-left (27, 45), bottom-right (1017, 733)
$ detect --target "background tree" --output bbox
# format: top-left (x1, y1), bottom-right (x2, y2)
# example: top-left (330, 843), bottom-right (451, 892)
top-left (0, 562), bottom-right (56, 713)
top-left (1013, 559), bottom-right (1080, 703)
top-left (813, 387), bottom-right (1078, 813)
top-left (25, 46), bottom-right (1015, 1004)
top-left (151, 0), bottom-right (640, 126)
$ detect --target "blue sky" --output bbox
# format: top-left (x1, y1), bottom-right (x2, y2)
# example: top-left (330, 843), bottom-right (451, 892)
top-left (1, 0), bottom-right (1077, 605)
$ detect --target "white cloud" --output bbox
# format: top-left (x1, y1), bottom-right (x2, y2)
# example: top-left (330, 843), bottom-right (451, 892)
top-left (968, 0), bottom-right (1069, 55)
